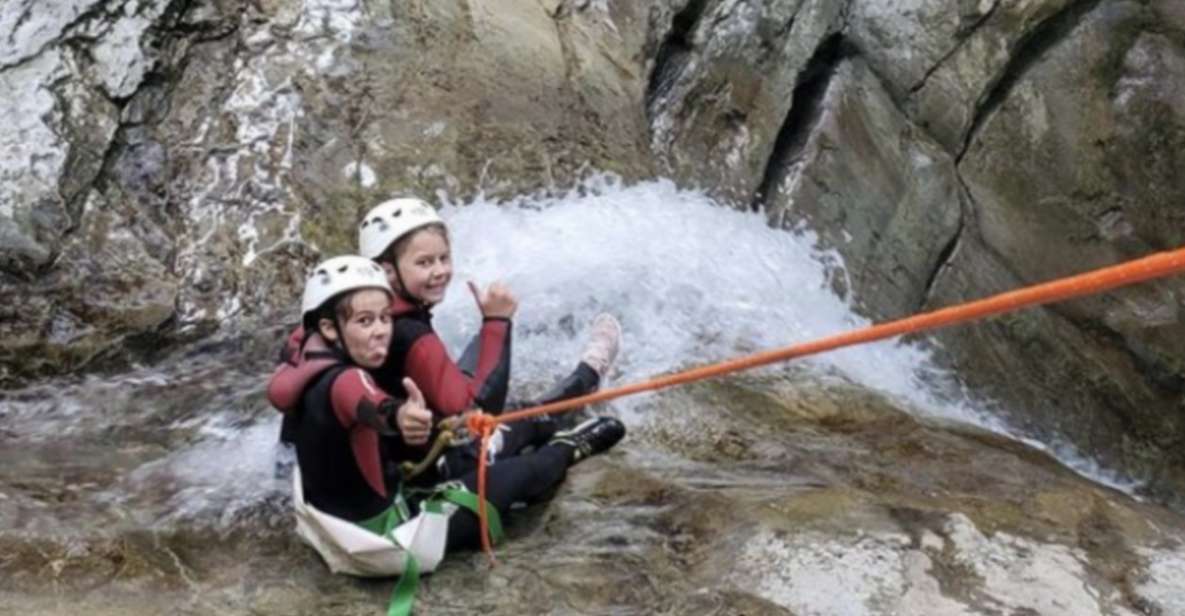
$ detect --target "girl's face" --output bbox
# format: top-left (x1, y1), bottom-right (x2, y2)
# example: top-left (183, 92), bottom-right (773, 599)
top-left (392, 229), bottom-right (452, 305)
top-left (320, 289), bottom-right (392, 368)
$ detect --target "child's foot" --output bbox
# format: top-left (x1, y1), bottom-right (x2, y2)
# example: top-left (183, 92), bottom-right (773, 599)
top-left (579, 313), bottom-right (622, 382)
top-left (549, 416), bottom-right (625, 464)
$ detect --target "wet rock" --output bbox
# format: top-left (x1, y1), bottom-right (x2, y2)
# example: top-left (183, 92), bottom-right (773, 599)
top-left (4, 348), bottom-right (1185, 614)
top-left (641, 0), bottom-right (1185, 497)
top-left (1, 0), bottom-right (659, 384)
top-left (0, 0), bottom-right (169, 272)
top-left (759, 57), bottom-right (963, 318)
top-left (927, 0), bottom-right (1185, 504)
top-left (847, 0), bottom-right (1080, 153)
top-left (646, 0), bottom-right (846, 204)
top-left (630, 378), bottom-right (1185, 616)
top-left (0, 183), bottom-right (178, 383)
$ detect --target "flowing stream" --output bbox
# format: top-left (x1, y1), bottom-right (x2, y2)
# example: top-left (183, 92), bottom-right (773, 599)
top-left (2, 179), bottom-right (1183, 615)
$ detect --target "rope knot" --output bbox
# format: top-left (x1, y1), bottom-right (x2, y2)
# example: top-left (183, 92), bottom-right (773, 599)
top-left (466, 411), bottom-right (497, 438)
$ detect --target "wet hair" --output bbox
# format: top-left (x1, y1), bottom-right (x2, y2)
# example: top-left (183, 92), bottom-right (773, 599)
top-left (377, 222), bottom-right (450, 266)
top-left (302, 289), bottom-right (366, 337)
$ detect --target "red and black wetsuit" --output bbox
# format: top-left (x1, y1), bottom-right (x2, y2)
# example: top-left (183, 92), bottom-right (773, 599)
top-left (266, 332), bottom-right (578, 547)
top-left (267, 333), bottom-right (407, 521)
top-left (273, 291), bottom-right (599, 434)
top-left (265, 286), bottom-right (607, 550)
top-left (375, 295), bottom-right (512, 415)
top-left (272, 293), bottom-right (513, 427)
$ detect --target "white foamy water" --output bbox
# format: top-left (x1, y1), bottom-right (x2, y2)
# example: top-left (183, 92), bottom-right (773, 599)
top-left (425, 177), bottom-right (1139, 492)
top-left (432, 178), bottom-right (968, 418)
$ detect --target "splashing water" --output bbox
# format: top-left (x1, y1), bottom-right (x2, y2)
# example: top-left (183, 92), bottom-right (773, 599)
top-left (435, 180), bottom-right (967, 418)
top-left (430, 177), bottom-right (1140, 492)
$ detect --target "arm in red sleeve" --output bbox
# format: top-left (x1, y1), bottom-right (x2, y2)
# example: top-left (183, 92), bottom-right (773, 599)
top-left (279, 325), bottom-right (305, 364)
top-left (329, 368), bottom-right (401, 436)
top-left (403, 318), bottom-right (511, 415)
top-left (266, 330), bottom-right (335, 413)
top-left (327, 368), bottom-right (406, 499)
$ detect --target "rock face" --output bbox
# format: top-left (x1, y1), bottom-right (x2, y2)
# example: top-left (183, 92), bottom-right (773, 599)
top-left (927, 1), bottom-right (1185, 500)
top-left (645, 0), bottom-right (846, 204)
top-left (645, 0), bottom-right (1185, 499)
top-left (759, 55), bottom-right (964, 318)
top-left (0, 0), bottom-right (655, 382)
top-left (1, 1), bottom-right (1183, 497)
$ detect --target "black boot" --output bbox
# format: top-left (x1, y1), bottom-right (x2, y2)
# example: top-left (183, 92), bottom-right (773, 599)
top-left (548, 416), bottom-right (626, 464)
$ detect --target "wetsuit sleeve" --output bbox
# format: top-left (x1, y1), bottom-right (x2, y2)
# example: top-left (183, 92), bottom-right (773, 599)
top-left (268, 326), bottom-right (351, 415)
top-left (323, 368), bottom-right (403, 500)
top-left (456, 334), bottom-right (480, 377)
top-left (278, 325), bottom-right (305, 364)
top-left (403, 317), bottom-right (511, 415)
top-left (474, 317), bottom-right (511, 412)
top-left (266, 363), bottom-right (299, 412)
top-left (329, 368), bottom-right (402, 436)
top-left (266, 326), bottom-right (309, 412)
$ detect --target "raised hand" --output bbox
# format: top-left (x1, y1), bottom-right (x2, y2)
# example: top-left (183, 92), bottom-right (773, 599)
top-left (466, 280), bottom-right (518, 319)
top-left (396, 377), bottom-right (433, 446)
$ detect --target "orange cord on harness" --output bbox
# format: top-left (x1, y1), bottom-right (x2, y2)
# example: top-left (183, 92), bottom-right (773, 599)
top-left (466, 246), bottom-right (1185, 564)
top-left (469, 412), bottom-right (498, 563)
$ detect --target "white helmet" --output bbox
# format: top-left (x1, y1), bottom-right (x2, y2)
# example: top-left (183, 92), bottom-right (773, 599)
top-left (301, 255), bottom-right (393, 316)
top-left (358, 197), bottom-right (444, 259)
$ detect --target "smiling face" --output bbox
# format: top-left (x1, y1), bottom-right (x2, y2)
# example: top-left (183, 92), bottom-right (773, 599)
top-left (390, 226), bottom-right (452, 305)
top-left (319, 289), bottom-right (392, 368)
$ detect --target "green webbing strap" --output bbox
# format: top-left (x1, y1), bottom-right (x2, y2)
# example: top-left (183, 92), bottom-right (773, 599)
top-left (354, 487), bottom-right (502, 616)
top-left (429, 489), bottom-right (505, 544)
top-left (393, 489), bottom-right (411, 522)
top-left (387, 553), bottom-right (419, 616)
top-left (356, 496), bottom-right (406, 535)
top-left (355, 501), bottom-right (418, 616)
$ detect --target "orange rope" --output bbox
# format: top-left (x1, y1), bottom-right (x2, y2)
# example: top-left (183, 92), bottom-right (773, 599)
top-left (476, 431), bottom-right (495, 565)
top-left (465, 245), bottom-right (1185, 562)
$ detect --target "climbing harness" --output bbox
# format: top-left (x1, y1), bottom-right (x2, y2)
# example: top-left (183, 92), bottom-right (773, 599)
top-left (398, 413), bottom-right (506, 481)
top-left (462, 245), bottom-right (1185, 562)
top-left (398, 416), bottom-right (463, 481)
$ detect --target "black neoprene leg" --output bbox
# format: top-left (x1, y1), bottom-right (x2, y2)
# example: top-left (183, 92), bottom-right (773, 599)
top-left (438, 416), bottom-right (558, 480)
top-left (445, 445), bottom-right (571, 551)
top-left (525, 362), bottom-right (600, 407)
top-left (501, 362), bottom-right (600, 430)
top-left (440, 364), bottom-right (600, 551)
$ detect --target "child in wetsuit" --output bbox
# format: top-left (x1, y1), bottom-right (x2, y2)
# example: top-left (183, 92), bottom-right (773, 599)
top-left (359, 197), bottom-right (621, 419)
top-left (356, 197), bottom-right (626, 496)
top-left (268, 255), bottom-right (625, 613)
